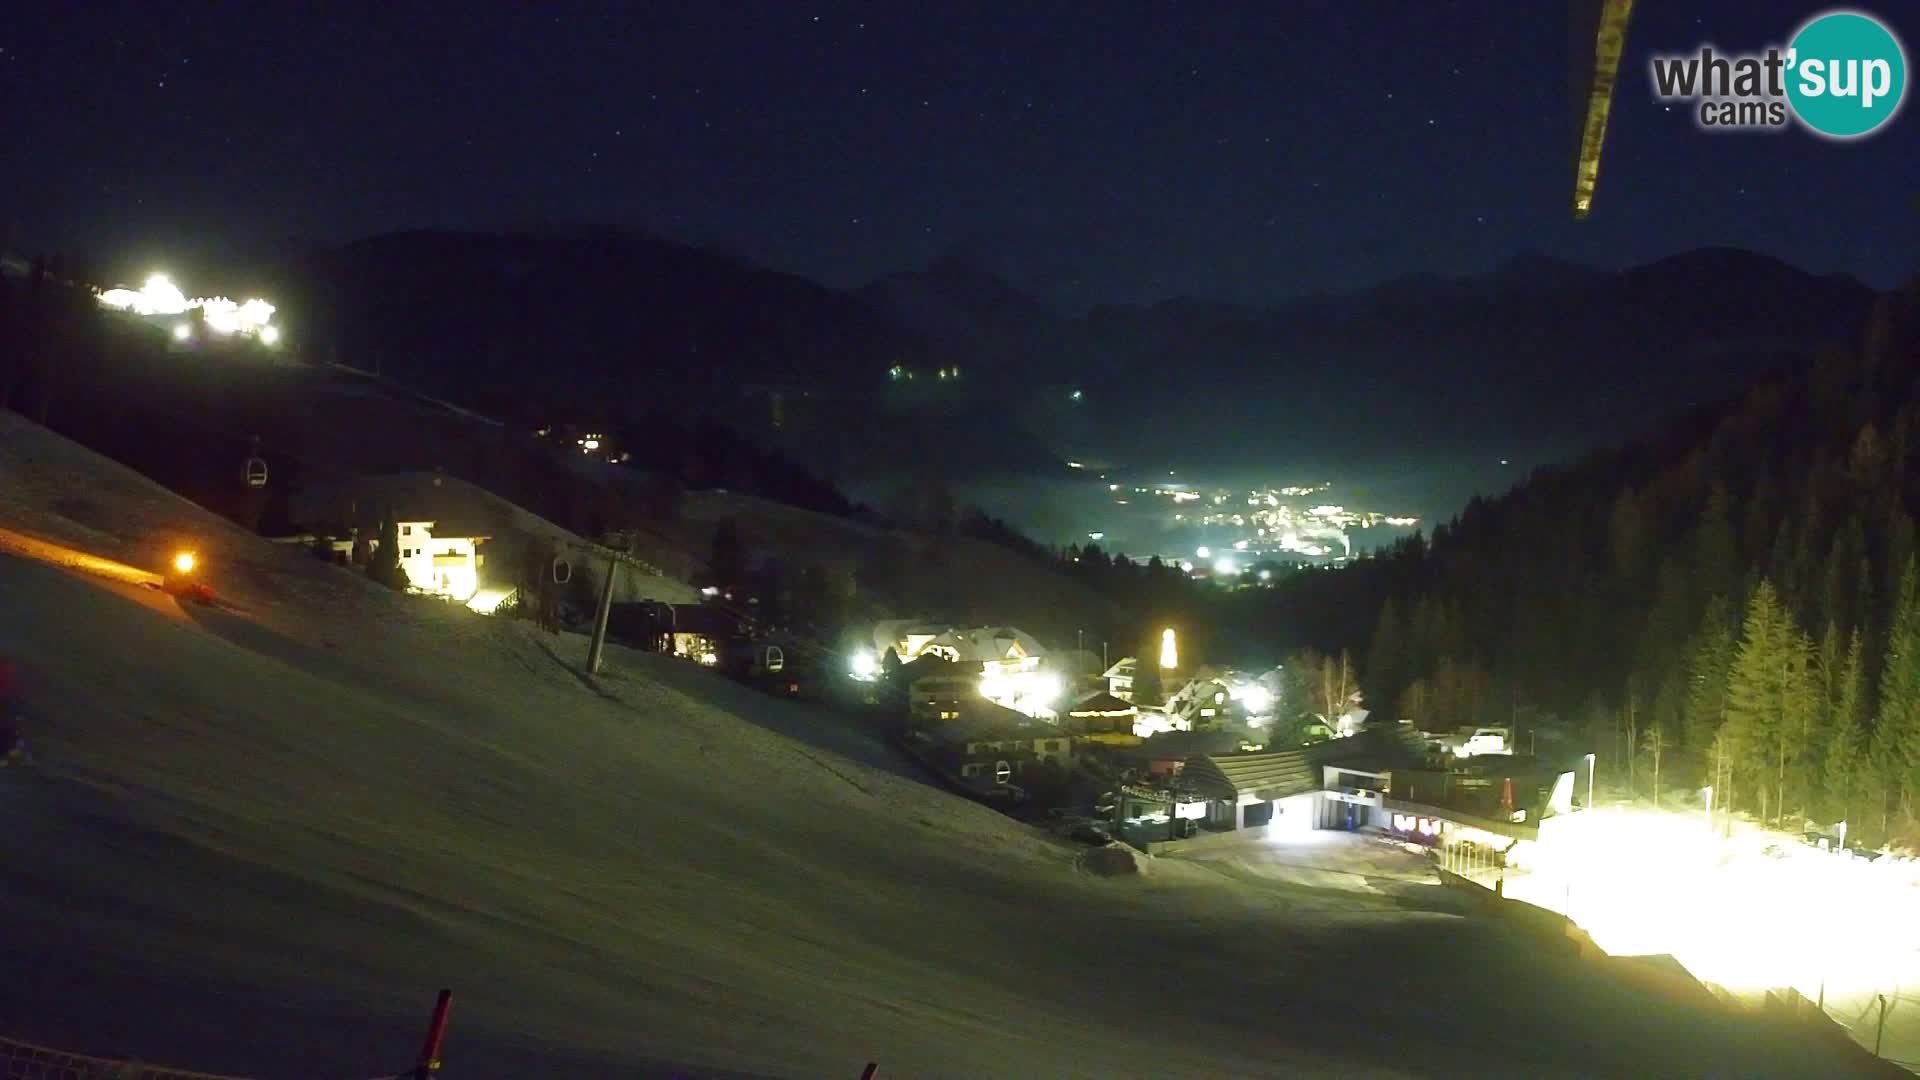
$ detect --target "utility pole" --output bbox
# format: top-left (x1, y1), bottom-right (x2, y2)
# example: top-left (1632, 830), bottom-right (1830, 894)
top-left (586, 553), bottom-right (620, 675)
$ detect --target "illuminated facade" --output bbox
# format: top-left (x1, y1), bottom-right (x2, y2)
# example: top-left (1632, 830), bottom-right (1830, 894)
top-left (867, 621), bottom-right (1061, 719)
top-left (392, 521), bottom-right (486, 603)
top-left (1102, 656), bottom-right (1137, 700)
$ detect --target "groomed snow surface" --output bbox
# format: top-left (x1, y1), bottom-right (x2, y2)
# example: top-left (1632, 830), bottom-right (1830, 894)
top-left (0, 413), bottom-right (1869, 1078)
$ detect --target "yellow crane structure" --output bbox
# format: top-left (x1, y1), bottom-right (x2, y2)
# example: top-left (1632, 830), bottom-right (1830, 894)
top-left (1570, 0), bottom-right (1638, 220)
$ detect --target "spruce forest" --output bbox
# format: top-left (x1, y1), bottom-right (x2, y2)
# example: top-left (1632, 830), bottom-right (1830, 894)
top-left (1309, 281), bottom-right (1920, 847)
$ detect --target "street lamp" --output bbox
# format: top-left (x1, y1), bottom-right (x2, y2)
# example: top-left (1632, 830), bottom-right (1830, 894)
top-left (1584, 752), bottom-right (1596, 810)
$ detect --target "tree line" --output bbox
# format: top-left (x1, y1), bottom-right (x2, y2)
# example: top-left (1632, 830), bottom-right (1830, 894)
top-left (1309, 280), bottom-right (1920, 845)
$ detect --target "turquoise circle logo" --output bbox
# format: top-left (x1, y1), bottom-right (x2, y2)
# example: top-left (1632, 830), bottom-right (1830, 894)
top-left (1786, 10), bottom-right (1907, 138)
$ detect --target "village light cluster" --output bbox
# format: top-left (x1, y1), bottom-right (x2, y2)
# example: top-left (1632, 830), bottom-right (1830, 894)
top-left (98, 273), bottom-right (281, 344)
top-left (1118, 481), bottom-right (1420, 565)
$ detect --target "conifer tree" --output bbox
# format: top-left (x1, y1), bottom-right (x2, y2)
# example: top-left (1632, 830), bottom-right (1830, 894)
top-left (367, 509), bottom-right (410, 592)
top-left (1826, 627), bottom-right (1867, 826)
top-left (1874, 558), bottom-right (1920, 824)
top-left (1683, 595), bottom-right (1736, 769)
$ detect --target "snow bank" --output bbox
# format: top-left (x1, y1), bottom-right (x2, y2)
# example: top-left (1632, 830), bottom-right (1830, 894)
top-left (1080, 843), bottom-right (1150, 878)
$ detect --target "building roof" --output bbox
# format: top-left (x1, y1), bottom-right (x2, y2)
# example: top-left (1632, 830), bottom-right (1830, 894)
top-left (1067, 691), bottom-right (1138, 717)
top-left (1318, 721), bottom-right (1430, 770)
top-left (299, 474), bottom-right (499, 540)
top-left (1181, 748), bottom-right (1318, 802)
top-left (939, 704), bottom-right (1054, 746)
top-left (667, 603), bottom-right (742, 638)
top-left (900, 653), bottom-right (966, 679)
top-left (1167, 674), bottom-right (1231, 702)
top-left (925, 625), bottom-right (1046, 664)
top-left (871, 619), bottom-right (953, 657)
top-left (1138, 729), bottom-right (1243, 762)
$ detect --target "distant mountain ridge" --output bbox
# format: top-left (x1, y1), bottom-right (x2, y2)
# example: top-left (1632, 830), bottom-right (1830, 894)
top-left (269, 229), bottom-right (1879, 516)
top-left (270, 226), bottom-right (929, 414)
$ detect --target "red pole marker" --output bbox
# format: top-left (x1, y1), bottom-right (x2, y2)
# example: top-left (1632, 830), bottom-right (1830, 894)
top-left (414, 989), bottom-right (453, 1078)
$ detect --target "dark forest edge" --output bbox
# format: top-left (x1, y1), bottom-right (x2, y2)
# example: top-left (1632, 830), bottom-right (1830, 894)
top-left (1295, 277), bottom-right (1920, 850)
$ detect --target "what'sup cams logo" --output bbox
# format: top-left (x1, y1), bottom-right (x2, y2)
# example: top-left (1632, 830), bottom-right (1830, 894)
top-left (1650, 9), bottom-right (1907, 138)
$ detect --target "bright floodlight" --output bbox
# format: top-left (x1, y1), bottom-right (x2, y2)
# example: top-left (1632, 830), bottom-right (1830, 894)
top-left (259, 325), bottom-right (281, 346)
top-left (236, 298), bottom-right (275, 328)
top-left (1236, 684), bottom-right (1273, 714)
top-left (98, 275), bottom-right (279, 340)
top-left (1258, 569), bottom-right (1273, 581)
top-left (1213, 557), bottom-right (1238, 576)
top-left (1160, 627), bottom-right (1178, 670)
top-left (142, 274), bottom-right (190, 314)
top-left (1028, 671), bottom-right (1064, 707)
top-left (1196, 546), bottom-right (1211, 558)
top-left (173, 552), bottom-right (196, 574)
top-left (202, 298), bottom-right (240, 335)
top-left (850, 650), bottom-right (878, 680)
top-left (172, 323), bottom-right (192, 342)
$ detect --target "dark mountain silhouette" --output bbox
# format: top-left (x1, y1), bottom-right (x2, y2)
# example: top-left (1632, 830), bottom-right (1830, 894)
top-left (266, 229), bottom-right (1877, 513)
top-left (267, 226), bottom-right (932, 424)
top-left (1063, 246), bottom-right (1874, 477)
top-left (857, 252), bottom-right (1081, 391)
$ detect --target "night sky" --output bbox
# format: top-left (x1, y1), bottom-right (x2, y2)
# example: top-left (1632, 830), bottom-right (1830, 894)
top-left (6, 1), bottom-right (1915, 306)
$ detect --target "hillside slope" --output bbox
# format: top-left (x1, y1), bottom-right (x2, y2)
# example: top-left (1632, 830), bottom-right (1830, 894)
top-left (0, 412), bottom-right (1864, 1078)
top-left (291, 470), bottom-right (701, 607)
top-left (269, 228), bottom-right (931, 413)
top-left (668, 490), bottom-right (1127, 649)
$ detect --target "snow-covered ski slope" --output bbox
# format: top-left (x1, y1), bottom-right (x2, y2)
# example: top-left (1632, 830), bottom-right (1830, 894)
top-left (0, 413), bottom-right (1866, 1078)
